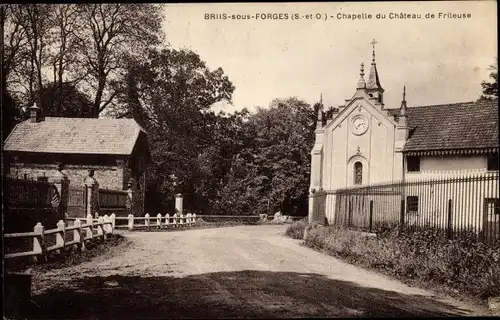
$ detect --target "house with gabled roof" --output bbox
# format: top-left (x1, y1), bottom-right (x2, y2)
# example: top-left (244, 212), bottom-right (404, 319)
top-left (3, 104), bottom-right (152, 217)
top-left (309, 44), bottom-right (499, 228)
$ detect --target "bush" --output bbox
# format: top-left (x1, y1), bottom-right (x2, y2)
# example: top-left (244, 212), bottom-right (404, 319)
top-left (303, 225), bottom-right (500, 300)
top-left (194, 217), bottom-right (209, 226)
top-left (285, 219), bottom-right (308, 239)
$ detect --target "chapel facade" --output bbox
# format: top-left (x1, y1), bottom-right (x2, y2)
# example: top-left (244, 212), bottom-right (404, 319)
top-left (309, 44), bottom-right (499, 224)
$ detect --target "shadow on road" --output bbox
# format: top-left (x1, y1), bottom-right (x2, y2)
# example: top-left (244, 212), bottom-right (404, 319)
top-left (24, 270), bottom-right (470, 319)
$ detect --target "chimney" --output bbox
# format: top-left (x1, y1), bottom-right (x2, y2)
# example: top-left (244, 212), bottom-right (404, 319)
top-left (29, 102), bottom-right (43, 122)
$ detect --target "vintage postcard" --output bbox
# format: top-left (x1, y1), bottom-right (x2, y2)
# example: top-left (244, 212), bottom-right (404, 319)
top-left (2, 2), bottom-right (498, 319)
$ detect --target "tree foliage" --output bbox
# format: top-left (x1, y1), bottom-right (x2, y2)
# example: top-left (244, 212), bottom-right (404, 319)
top-left (113, 48), bottom-right (237, 212)
top-left (35, 82), bottom-right (94, 118)
top-left (2, 4), bottom-right (165, 117)
top-left (214, 98), bottom-right (316, 216)
top-left (480, 57), bottom-right (498, 101)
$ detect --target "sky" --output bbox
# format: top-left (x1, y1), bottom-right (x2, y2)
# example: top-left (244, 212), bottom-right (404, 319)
top-left (162, 1), bottom-right (497, 113)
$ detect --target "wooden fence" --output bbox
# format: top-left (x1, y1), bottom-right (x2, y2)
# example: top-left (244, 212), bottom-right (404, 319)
top-left (4, 214), bottom-right (115, 260)
top-left (113, 213), bottom-right (197, 230)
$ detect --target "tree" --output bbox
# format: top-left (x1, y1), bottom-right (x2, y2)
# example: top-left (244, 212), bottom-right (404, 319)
top-left (480, 57), bottom-right (498, 101)
top-left (2, 4), bottom-right (165, 117)
top-left (12, 4), bottom-right (55, 107)
top-left (33, 81), bottom-right (93, 118)
top-left (2, 90), bottom-right (21, 139)
top-left (48, 4), bottom-right (87, 116)
top-left (114, 48), bottom-right (236, 213)
top-left (1, 5), bottom-right (28, 89)
top-left (75, 4), bottom-right (165, 117)
top-left (215, 97), bottom-right (316, 216)
top-left (2, 5), bottom-right (23, 139)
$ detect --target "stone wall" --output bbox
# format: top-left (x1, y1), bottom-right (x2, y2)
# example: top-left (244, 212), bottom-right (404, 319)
top-left (9, 163), bottom-right (125, 190)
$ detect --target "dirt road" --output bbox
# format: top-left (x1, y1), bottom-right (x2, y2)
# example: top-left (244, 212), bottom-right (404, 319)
top-left (28, 225), bottom-right (488, 318)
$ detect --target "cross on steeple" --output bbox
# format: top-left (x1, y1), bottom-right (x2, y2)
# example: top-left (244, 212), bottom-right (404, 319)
top-left (370, 38), bottom-right (377, 62)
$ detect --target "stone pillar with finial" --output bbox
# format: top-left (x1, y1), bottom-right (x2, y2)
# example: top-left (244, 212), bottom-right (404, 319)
top-left (84, 169), bottom-right (100, 218)
top-left (49, 163), bottom-right (70, 221)
top-left (126, 178), bottom-right (135, 215)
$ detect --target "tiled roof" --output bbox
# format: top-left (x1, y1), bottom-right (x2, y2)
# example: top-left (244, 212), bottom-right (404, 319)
top-left (404, 100), bottom-right (499, 152)
top-left (4, 117), bottom-right (147, 155)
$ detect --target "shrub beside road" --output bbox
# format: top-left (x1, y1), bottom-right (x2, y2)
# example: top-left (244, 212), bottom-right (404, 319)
top-left (286, 220), bottom-right (500, 311)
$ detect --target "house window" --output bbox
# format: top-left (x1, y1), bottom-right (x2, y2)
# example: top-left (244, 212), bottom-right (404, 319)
top-left (354, 162), bottom-right (363, 185)
top-left (406, 196), bottom-right (419, 213)
top-left (487, 154), bottom-right (499, 171)
top-left (407, 156), bottom-right (420, 172)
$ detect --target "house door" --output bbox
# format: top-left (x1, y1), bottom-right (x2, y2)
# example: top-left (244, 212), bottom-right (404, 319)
top-left (483, 198), bottom-right (499, 243)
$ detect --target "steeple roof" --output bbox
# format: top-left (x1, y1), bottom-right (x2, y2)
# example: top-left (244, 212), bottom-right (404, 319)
top-left (366, 39), bottom-right (383, 90)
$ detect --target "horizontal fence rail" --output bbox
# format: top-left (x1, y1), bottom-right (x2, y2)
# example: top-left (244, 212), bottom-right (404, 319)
top-left (332, 172), bottom-right (499, 245)
top-left (113, 213), bottom-right (197, 230)
top-left (4, 214), bottom-right (116, 260)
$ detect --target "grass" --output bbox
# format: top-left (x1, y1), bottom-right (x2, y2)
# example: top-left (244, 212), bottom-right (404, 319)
top-left (286, 222), bottom-right (500, 304)
top-left (285, 219), bottom-right (308, 239)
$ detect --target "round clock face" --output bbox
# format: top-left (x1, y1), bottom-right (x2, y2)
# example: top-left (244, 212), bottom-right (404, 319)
top-left (351, 115), bottom-right (369, 135)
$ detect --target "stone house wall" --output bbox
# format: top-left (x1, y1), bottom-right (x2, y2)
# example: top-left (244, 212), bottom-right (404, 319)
top-left (9, 163), bottom-right (128, 191)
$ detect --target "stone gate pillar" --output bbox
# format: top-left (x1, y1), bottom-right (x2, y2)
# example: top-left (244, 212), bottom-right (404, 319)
top-left (49, 163), bottom-right (70, 220)
top-left (85, 169), bottom-right (100, 217)
top-left (175, 194), bottom-right (183, 214)
top-left (127, 178), bottom-right (134, 215)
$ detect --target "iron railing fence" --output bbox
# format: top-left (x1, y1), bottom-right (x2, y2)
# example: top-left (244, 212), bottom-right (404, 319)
top-left (333, 172), bottom-right (499, 244)
top-left (5, 178), bottom-right (56, 208)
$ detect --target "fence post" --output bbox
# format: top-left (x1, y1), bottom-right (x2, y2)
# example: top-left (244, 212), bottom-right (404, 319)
top-left (145, 213), bottom-right (150, 229)
top-left (399, 199), bottom-right (405, 234)
top-left (173, 213), bottom-right (178, 227)
top-left (369, 200), bottom-right (374, 233)
top-left (175, 194), bottom-right (183, 216)
top-left (156, 213), bottom-right (162, 228)
top-left (56, 220), bottom-right (66, 250)
top-left (447, 199), bottom-right (453, 240)
top-left (74, 219), bottom-right (85, 252)
top-left (103, 214), bottom-right (111, 234)
top-left (126, 178), bottom-right (135, 216)
top-left (193, 213), bottom-right (196, 225)
top-left (128, 214), bottom-right (134, 231)
top-left (165, 213), bottom-right (170, 227)
top-left (187, 213), bottom-right (192, 226)
top-left (180, 213), bottom-right (184, 227)
top-left (33, 222), bottom-right (45, 262)
top-left (110, 213), bottom-right (116, 232)
top-left (97, 216), bottom-right (105, 241)
top-left (86, 213), bottom-right (93, 239)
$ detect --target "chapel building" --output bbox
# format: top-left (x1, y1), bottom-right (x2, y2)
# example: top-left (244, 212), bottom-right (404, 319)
top-left (309, 45), bottom-right (499, 225)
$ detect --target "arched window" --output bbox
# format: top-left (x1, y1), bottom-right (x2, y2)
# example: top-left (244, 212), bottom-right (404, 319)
top-left (354, 162), bottom-right (363, 185)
